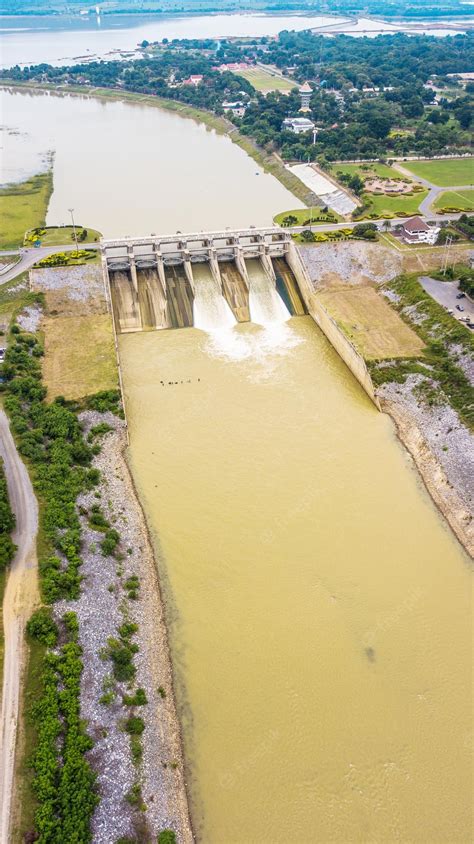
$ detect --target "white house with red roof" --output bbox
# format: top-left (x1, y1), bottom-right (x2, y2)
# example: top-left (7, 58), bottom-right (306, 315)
top-left (400, 216), bottom-right (440, 244)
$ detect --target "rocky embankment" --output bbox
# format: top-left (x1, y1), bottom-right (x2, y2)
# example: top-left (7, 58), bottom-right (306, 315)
top-left (379, 377), bottom-right (473, 557)
top-left (298, 240), bottom-right (474, 560)
top-left (58, 412), bottom-right (193, 843)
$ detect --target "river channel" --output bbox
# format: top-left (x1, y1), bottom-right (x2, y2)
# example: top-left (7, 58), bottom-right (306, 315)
top-left (1, 12), bottom-right (467, 68)
top-left (120, 318), bottom-right (472, 842)
top-left (2, 85), bottom-right (473, 842)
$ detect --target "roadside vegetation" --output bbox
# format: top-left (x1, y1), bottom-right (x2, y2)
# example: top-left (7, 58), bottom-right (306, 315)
top-left (33, 249), bottom-right (98, 268)
top-left (433, 189), bottom-right (474, 213)
top-left (0, 316), bottom-right (106, 839)
top-left (0, 457), bottom-right (16, 573)
top-left (353, 189), bottom-right (428, 220)
top-left (369, 270), bottom-right (474, 430)
top-left (0, 172), bottom-right (53, 250)
top-left (25, 225), bottom-right (102, 247)
top-left (274, 207), bottom-right (340, 226)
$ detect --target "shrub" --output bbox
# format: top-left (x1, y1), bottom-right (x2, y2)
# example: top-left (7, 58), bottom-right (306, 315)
top-left (88, 506), bottom-right (110, 532)
top-left (123, 688), bottom-right (148, 706)
top-left (126, 782), bottom-right (146, 810)
top-left (105, 637), bottom-right (138, 682)
top-left (26, 607), bottom-right (58, 646)
top-left (101, 528), bottom-right (120, 556)
top-left (124, 716), bottom-right (145, 736)
top-left (158, 831), bottom-right (177, 844)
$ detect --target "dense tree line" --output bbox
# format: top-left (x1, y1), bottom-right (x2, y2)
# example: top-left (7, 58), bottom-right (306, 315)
top-left (0, 457), bottom-right (16, 571)
top-left (2, 31), bottom-right (472, 161)
top-left (1, 314), bottom-right (114, 841)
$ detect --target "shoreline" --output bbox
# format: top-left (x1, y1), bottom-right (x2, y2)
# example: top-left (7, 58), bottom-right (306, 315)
top-left (380, 396), bottom-right (474, 559)
top-left (0, 81), bottom-right (317, 208)
top-left (74, 413), bottom-right (194, 842)
top-left (120, 431), bottom-right (195, 843)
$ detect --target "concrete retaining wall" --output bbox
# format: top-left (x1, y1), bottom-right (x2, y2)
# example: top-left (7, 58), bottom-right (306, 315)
top-left (286, 242), bottom-right (381, 409)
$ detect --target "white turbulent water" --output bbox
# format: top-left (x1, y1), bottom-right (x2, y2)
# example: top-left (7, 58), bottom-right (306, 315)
top-left (192, 263), bottom-right (237, 333)
top-left (246, 258), bottom-right (291, 325)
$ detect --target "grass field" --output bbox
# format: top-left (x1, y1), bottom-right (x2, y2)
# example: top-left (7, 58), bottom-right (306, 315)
top-left (433, 189), bottom-right (474, 211)
top-left (274, 207), bottom-right (341, 226)
top-left (357, 189), bottom-right (428, 219)
top-left (237, 67), bottom-right (296, 93)
top-left (0, 172), bottom-right (53, 250)
top-left (42, 314), bottom-right (116, 400)
top-left (401, 158), bottom-right (474, 186)
top-left (316, 285), bottom-right (425, 359)
top-left (24, 225), bottom-right (102, 246)
top-left (331, 162), bottom-right (397, 180)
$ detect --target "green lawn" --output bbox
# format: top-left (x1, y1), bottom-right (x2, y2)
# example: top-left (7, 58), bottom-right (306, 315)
top-left (401, 158), bottom-right (473, 187)
top-left (237, 67), bottom-right (296, 93)
top-left (331, 162), bottom-right (397, 180)
top-left (0, 172), bottom-right (53, 250)
top-left (356, 189), bottom-right (428, 219)
top-left (24, 225), bottom-right (102, 246)
top-left (274, 207), bottom-right (341, 226)
top-left (433, 189), bottom-right (474, 211)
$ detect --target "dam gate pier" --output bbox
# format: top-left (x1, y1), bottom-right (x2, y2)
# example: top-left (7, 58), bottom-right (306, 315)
top-left (101, 227), bottom-right (380, 408)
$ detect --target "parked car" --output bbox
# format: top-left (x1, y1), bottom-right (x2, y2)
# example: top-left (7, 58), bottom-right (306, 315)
top-left (0, 349), bottom-right (5, 361)
top-left (456, 292), bottom-right (465, 299)
top-left (456, 304), bottom-right (465, 311)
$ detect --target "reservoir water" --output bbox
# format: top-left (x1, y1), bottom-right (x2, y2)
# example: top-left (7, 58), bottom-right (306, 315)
top-left (120, 318), bottom-right (472, 842)
top-left (0, 12), bottom-right (467, 68)
top-left (0, 88), bottom-right (302, 230)
top-left (1, 83), bottom-right (472, 841)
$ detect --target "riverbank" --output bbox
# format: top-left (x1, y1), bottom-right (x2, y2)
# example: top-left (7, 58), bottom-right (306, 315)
top-left (0, 82), bottom-right (317, 208)
top-left (63, 411), bottom-right (193, 842)
top-left (299, 240), bottom-right (474, 560)
top-left (379, 382), bottom-right (473, 556)
top-left (0, 169), bottom-right (53, 250)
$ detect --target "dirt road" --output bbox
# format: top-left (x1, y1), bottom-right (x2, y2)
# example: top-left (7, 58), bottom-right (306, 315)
top-left (0, 409), bottom-right (38, 844)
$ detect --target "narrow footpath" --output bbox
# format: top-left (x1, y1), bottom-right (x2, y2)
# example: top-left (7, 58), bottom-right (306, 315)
top-left (0, 410), bottom-right (39, 844)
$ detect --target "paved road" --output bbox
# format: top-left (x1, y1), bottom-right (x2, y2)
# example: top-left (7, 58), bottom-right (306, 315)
top-left (0, 214), bottom-right (466, 282)
top-left (0, 411), bottom-right (39, 844)
top-left (419, 276), bottom-right (474, 323)
top-left (392, 162), bottom-right (473, 214)
top-left (0, 242), bottom-right (100, 285)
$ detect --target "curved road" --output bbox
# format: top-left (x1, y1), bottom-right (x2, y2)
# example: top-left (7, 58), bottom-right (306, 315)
top-left (392, 162), bottom-right (472, 215)
top-left (0, 242), bottom-right (100, 285)
top-left (0, 410), bottom-right (38, 844)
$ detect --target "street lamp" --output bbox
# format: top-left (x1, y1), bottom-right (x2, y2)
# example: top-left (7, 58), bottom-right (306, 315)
top-left (68, 208), bottom-right (78, 252)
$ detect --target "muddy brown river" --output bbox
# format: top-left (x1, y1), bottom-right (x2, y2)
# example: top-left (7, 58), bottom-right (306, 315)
top-left (120, 318), bottom-right (472, 843)
top-left (2, 85), bottom-right (472, 843)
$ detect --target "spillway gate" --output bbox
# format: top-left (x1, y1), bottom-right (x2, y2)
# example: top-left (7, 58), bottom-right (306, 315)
top-left (101, 227), bottom-right (306, 333)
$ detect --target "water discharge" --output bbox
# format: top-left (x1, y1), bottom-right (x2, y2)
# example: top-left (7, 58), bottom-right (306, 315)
top-left (119, 317), bottom-right (472, 844)
top-left (246, 258), bottom-right (291, 325)
top-left (192, 263), bottom-right (236, 333)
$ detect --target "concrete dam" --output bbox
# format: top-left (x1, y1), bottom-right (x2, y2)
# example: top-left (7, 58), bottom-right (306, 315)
top-left (102, 228), bottom-right (306, 333)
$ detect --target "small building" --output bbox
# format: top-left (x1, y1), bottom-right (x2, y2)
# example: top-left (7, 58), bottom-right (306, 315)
top-left (400, 216), bottom-right (440, 244)
top-left (183, 75), bottom-right (203, 86)
top-left (299, 81), bottom-right (312, 113)
top-left (222, 101), bottom-right (246, 118)
top-left (282, 116), bottom-right (315, 134)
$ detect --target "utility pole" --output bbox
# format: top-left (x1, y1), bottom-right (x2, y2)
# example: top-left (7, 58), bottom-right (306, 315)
top-left (69, 207), bottom-right (78, 252)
